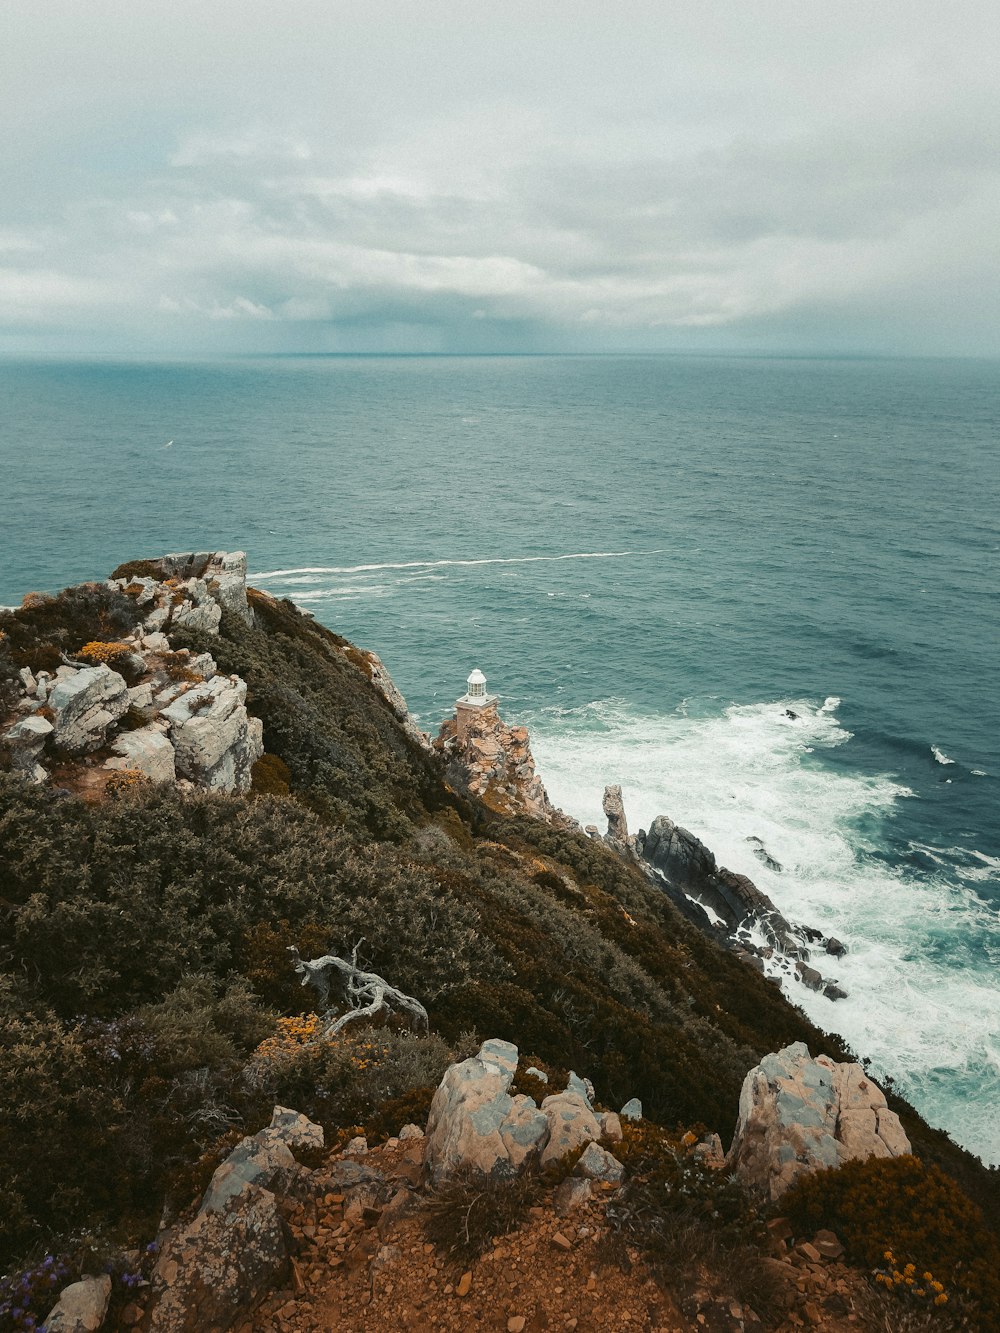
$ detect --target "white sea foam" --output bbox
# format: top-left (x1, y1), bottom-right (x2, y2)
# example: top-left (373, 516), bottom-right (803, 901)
top-left (529, 696), bottom-right (1000, 1164)
top-left (251, 549), bottom-right (667, 581)
top-left (931, 745), bottom-right (956, 765)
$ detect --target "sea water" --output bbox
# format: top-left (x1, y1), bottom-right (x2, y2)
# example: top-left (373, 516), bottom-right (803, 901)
top-left (1, 353), bottom-right (997, 1162)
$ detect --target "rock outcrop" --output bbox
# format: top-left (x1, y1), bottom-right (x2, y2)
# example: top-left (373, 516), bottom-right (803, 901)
top-left (602, 787), bottom-right (848, 1000)
top-left (424, 1039), bottom-right (624, 1185)
top-left (1, 551), bottom-right (264, 796)
top-left (160, 675), bottom-right (263, 792)
top-left (435, 702), bottom-right (572, 826)
top-left (49, 664), bottom-right (130, 755)
top-left (148, 1106), bottom-right (323, 1331)
top-left (423, 1038), bottom-right (549, 1182)
top-left (727, 1041), bottom-right (911, 1201)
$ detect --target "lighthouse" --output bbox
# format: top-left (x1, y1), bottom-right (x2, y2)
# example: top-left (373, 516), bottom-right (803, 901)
top-left (455, 667), bottom-right (498, 740)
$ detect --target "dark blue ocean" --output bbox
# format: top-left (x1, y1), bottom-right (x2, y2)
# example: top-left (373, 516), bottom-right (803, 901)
top-left (2, 354), bottom-right (998, 1162)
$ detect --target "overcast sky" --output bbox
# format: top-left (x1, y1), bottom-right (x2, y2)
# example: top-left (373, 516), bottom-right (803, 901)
top-left (2, 1), bottom-right (998, 356)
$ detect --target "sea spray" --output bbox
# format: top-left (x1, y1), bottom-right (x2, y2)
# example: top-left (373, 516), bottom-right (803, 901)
top-left (529, 696), bottom-right (1000, 1165)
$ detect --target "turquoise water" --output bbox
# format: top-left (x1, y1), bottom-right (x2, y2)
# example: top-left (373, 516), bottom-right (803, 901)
top-left (1, 354), bottom-right (998, 1162)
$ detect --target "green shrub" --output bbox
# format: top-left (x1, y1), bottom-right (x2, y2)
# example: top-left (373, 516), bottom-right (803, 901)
top-left (782, 1155), bottom-right (1000, 1324)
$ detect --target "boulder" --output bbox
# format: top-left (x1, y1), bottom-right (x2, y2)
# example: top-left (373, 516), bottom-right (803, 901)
top-left (620, 1097), bottom-right (642, 1122)
top-left (43, 1274), bottom-right (112, 1332)
top-left (105, 726), bottom-right (176, 784)
top-left (160, 676), bottom-right (263, 792)
top-left (3, 713), bottom-right (53, 782)
top-left (553, 1177), bottom-right (593, 1215)
top-left (204, 551), bottom-right (253, 627)
top-left (424, 1038), bottom-right (549, 1182)
top-left (598, 1111), bottom-right (623, 1143)
top-left (727, 1042), bottom-right (911, 1201)
top-left (49, 665), bottom-right (129, 755)
top-left (148, 1185), bottom-right (287, 1332)
top-left (539, 1083), bottom-right (602, 1168)
top-left (573, 1142), bottom-right (625, 1184)
top-left (398, 1123), bottom-right (425, 1141)
top-left (200, 1105), bottom-right (323, 1214)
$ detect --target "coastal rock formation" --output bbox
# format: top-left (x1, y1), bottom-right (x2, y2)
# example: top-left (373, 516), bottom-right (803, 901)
top-left (160, 676), bottom-right (263, 792)
top-left (603, 787), bottom-right (848, 999)
top-left (363, 650), bottom-right (431, 750)
top-left (727, 1041), bottom-right (911, 1201)
top-left (435, 699), bottom-right (571, 825)
top-left (50, 663), bottom-right (130, 755)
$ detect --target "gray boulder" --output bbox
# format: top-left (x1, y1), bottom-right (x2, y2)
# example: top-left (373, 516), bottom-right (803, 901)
top-left (539, 1084), bottom-right (602, 1168)
top-left (424, 1038), bottom-right (549, 1182)
top-left (49, 665), bottom-right (129, 755)
top-left (727, 1042), bottom-right (911, 1201)
top-left (105, 726), bottom-right (176, 784)
top-left (573, 1142), bottom-right (625, 1184)
top-left (620, 1097), bottom-right (642, 1122)
top-left (3, 713), bottom-right (52, 782)
top-left (148, 1185), bottom-right (287, 1332)
top-left (603, 784), bottom-right (637, 855)
top-left (161, 676), bottom-right (263, 791)
top-left (201, 1106), bottom-right (323, 1213)
top-left (43, 1275), bottom-right (112, 1332)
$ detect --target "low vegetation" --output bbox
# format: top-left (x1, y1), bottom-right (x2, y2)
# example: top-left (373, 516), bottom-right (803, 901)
top-left (1, 577), bottom-right (997, 1332)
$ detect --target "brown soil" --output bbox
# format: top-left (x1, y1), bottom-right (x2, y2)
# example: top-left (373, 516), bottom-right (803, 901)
top-left (226, 1138), bottom-right (885, 1333)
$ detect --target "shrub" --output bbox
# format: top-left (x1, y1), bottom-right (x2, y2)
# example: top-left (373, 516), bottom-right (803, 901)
top-left (0, 583), bottom-right (143, 678)
top-left (424, 1167), bottom-right (541, 1263)
top-left (606, 1120), bottom-right (779, 1321)
top-left (782, 1155), bottom-right (1000, 1324)
top-left (243, 1021), bottom-right (453, 1134)
top-left (250, 753), bottom-right (292, 797)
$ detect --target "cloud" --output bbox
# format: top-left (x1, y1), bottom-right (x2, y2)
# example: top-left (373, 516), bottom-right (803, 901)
top-left (1, 1), bottom-right (998, 354)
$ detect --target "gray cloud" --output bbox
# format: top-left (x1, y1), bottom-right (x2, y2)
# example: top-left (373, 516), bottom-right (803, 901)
top-left (1, 1), bottom-right (998, 354)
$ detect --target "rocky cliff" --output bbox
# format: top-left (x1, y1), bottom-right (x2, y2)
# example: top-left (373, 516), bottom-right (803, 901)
top-left (434, 697), bottom-right (573, 827)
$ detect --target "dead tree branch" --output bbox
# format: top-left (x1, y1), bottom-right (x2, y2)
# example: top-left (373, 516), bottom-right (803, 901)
top-left (287, 945), bottom-right (429, 1037)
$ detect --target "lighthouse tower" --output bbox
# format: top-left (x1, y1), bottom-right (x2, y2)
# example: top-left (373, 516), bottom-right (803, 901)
top-left (455, 667), bottom-right (498, 740)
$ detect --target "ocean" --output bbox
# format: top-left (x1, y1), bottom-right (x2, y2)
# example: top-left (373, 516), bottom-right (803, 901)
top-left (1, 353), bottom-right (998, 1163)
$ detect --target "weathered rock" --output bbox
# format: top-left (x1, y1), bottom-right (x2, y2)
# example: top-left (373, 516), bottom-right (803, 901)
top-left (539, 1083), bottom-right (602, 1168)
top-left (49, 664), bottom-right (129, 755)
top-left (200, 1106), bottom-right (323, 1214)
top-left (105, 726), bottom-right (176, 784)
top-left (598, 1111), bottom-right (623, 1143)
top-left (424, 1038), bottom-right (549, 1182)
top-left (204, 551), bottom-right (253, 627)
top-left (434, 697), bottom-right (572, 827)
top-left (43, 1274), bottom-right (112, 1332)
top-left (573, 1142), bottom-right (625, 1184)
top-left (620, 1098), bottom-right (642, 1122)
top-left (364, 651), bottom-right (430, 750)
top-left (343, 1135), bottom-right (369, 1157)
top-left (603, 785), bottom-right (636, 856)
top-left (149, 1185), bottom-right (287, 1332)
top-left (268, 1105), bottom-right (324, 1152)
top-left (2, 713), bottom-right (53, 782)
top-left (398, 1123), bottom-right (425, 1140)
top-left (727, 1042), bottom-right (911, 1201)
top-left (747, 836), bottom-right (783, 872)
top-left (553, 1176), bottom-right (593, 1215)
top-left (160, 676), bottom-right (263, 792)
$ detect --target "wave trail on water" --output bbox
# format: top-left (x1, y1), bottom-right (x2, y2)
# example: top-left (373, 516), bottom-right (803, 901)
top-left (931, 745), bottom-right (956, 765)
top-left (251, 549), bottom-right (667, 581)
top-left (528, 695), bottom-right (1000, 1165)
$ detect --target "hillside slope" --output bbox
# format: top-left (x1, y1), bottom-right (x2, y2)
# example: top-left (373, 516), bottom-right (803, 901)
top-left (1, 555), bottom-right (996, 1328)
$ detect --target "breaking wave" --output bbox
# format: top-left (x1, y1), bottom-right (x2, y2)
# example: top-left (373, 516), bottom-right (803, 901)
top-left (528, 695), bottom-right (1000, 1164)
